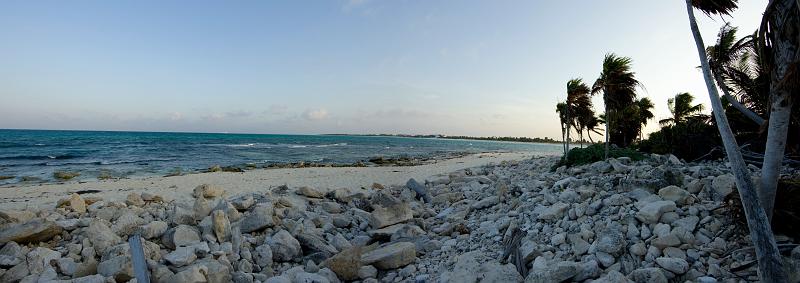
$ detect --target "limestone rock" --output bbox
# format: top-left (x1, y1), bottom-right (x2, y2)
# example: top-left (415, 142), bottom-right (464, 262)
top-left (239, 203), bottom-right (275, 233)
top-left (0, 219), bottom-right (62, 244)
top-left (268, 229), bottom-right (302, 262)
top-left (361, 242), bottom-right (416, 269)
top-left (212, 209), bottom-right (231, 242)
top-left (194, 184), bottom-right (226, 198)
top-left (538, 202), bottom-right (569, 220)
top-left (325, 247), bottom-right (362, 280)
top-left (635, 201), bottom-right (676, 224)
top-left (297, 186), bottom-right (324, 198)
top-left (369, 203), bottom-right (413, 229)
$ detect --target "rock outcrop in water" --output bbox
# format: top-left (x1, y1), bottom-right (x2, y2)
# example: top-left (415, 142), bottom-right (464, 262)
top-left (1, 154), bottom-right (800, 283)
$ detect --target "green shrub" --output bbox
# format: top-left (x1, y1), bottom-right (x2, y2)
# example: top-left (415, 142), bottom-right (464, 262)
top-left (637, 120), bottom-right (721, 161)
top-left (556, 143), bottom-right (645, 167)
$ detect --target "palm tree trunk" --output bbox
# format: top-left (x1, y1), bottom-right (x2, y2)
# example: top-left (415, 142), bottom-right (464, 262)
top-left (758, 0), bottom-right (798, 221)
top-left (713, 72), bottom-right (766, 125)
top-left (566, 103), bottom-right (571, 155)
top-left (604, 104), bottom-right (610, 159)
top-left (685, 1), bottom-right (786, 281)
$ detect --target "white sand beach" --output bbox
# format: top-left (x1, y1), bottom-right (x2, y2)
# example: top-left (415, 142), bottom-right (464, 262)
top-left (0, 151), bottom-right (545, 210)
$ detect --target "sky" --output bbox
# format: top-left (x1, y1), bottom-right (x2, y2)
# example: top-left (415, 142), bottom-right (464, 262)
top-left (0, 0), bottom-right (768, 139)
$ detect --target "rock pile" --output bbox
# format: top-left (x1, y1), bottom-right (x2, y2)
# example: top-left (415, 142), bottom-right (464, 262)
top-left (1, 155), bottom-right (799, 283)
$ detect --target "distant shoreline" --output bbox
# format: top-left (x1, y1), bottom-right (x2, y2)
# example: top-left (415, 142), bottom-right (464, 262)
top-left (323, 133), bottom-right (565, 144)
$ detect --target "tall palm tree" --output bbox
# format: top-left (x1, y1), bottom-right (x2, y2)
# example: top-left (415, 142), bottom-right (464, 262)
top-left (635, 97), bottom-right (655, 141)
top-left (685, 1), bottom-right (785, 281)
top-left (592, 53), bottom-right (641, 157)
top-left (658, 93), bottom-right (705, 126)
top-left (565, 78), bottom-right (591, 154)
top-left (755, 0), bottom-right (799, 224)
top-left (707, 24), bottom-right (767, 125)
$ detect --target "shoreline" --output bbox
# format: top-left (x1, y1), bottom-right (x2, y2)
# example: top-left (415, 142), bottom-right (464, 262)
top-left (0, 151), bottom-right (548, 210)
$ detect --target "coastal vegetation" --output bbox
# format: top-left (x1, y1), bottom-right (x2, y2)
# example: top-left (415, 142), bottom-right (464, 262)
top-left (556, 0), bottom-right (798, 280)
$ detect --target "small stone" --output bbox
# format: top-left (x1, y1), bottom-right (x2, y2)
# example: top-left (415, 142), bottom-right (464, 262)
top-left (711, 174), bottom-right (735, 200)
top-left (194, 184), bottom-right (226, 198)
top-left (628, 267), bottom-right (667, 283)
top-left (164, 246), bottom-right (197, 267)
top-left (162, 225), bottom-right (201, 249)
top-left (325, 247), bottom-right (362, 280)
top-left (125, 193), bottom-right (145, 207)
top-left (68, 193), bottom-right (87, 213)
top-left (138, 221), bottom-right (169, 239)
top-left (86, 220), bottom-right (121, 254)
top-left (358, 265), bottom-right (378, 279)
top-left (655, 257), bottom-right (689, 274)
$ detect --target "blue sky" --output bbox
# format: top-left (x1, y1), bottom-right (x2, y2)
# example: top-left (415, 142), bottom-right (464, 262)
top-left (0, 0), bottom-right (767, 139)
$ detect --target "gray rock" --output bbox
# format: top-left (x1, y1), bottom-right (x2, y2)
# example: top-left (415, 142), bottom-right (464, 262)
top-left (232, 195), bottom-right (255, 210)
top-left (97, 255), bottom-right (134, 282)
top-left (239, 203), bottom-right (275, 233)
top-left (164, 246), bottom-right (197, 267)
top-left (296, 233), bottom-right (338, 258)
top-left (72, 274), bottom-right (106, 283)
top-left (628, 267), bottom-right (667, 283)
top-left (594, 270), bottom-right (633, 283)
top-left (26, 247), bottom-right (60, 274)
top-left (297, 186), bottom-right (325, 198)
top-left (361, 242), bottom-right (416, 269)
top-left (711, 174), bottom-right (735, 200)
top-left (369, 203), bottom-right (413, 229)
top-left (212, 209), bottom-right (231, 242)
top-left (162, 225), bottom-right (201, 249)
top-left (0, 261), bottom-right (29, 282)
top-left (480, 260), bottom-right (523, 283)
top-left (254, 244), bottom-right (273, 268)
top-left (635, 201), bottom-right (676, 224)
top-left (268, 229), bottom-right (302, 262)
top-left (472, 196), bottom-right (500, 210)
top-left (655, 257), bottom-right (689, 274)
top-left (538, 202), bottom-right (569, 220)
top-left (596, 226), bottom-right (626, 256)
top-left (164, 265), bottom-right (208, 283)
top-left (194, 183), bottom-right (226, 198)
top-left (0, 219), bottom-right (62, 245)
top-left (658, 186), bottom-right (690, 205)
top-left (138, 221), bottom-right (169, 239)
top-left (359, 265), bottom-right (378, 279)
top-left (86, 220), bottom-right (122, 254)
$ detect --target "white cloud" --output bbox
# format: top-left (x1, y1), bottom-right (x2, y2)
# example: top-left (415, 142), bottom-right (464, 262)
top-left (303, 108), bottom-right (329, 121)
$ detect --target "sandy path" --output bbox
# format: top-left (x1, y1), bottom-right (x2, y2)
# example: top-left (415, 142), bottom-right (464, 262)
top-left (0, 152), bottom-right (551, 210)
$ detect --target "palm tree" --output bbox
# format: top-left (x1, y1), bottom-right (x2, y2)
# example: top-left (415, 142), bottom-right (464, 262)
top-left (658, 93), bottom-right (705, 126)
top-left (685, 1), bottom-right (785, 281)
top-left (565, 78), bottom-right (591, 154)
top-left (755, 0), bottom-right (799, 224)
top-left (707, 24), bottom-right (766, 125)
top-left (556, 102), bottom-right (568, 155)
top-left (592, 53), bottom-right (641, 157)
top-left (635, 97), bottom-right (655, 141)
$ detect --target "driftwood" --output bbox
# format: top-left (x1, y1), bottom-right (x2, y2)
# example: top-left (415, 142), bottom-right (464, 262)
top-left (500, 227), bottom-right (528, 278)
top-left (129, 234), bottom-right (151, 283)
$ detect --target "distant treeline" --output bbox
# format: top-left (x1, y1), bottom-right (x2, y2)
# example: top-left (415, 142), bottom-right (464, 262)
top-left (325, 133), bottom-right (563, 144)
top-left (439, 136), bottom-right (561, 143)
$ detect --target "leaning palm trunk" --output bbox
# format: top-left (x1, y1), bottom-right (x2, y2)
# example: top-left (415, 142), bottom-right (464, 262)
top-left (758, 0), bottom-right (798, 221)
top-left (566, 104), bottom-right (571, 155)
top-left (685, 1), bottom-right (787, 281)
top-left (713, 72), bottom-right (767, 125)
top-left (604, 104), bottom-right (610, 159)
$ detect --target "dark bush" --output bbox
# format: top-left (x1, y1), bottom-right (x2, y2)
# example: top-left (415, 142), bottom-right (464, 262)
top-left (637, 119), bottom-right (721, 161)
top-left (556, 143), bottom-right (645, 167)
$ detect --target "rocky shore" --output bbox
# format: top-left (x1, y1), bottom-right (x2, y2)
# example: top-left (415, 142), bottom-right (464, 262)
top-left (0, 154), bottom-right (799, 283)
